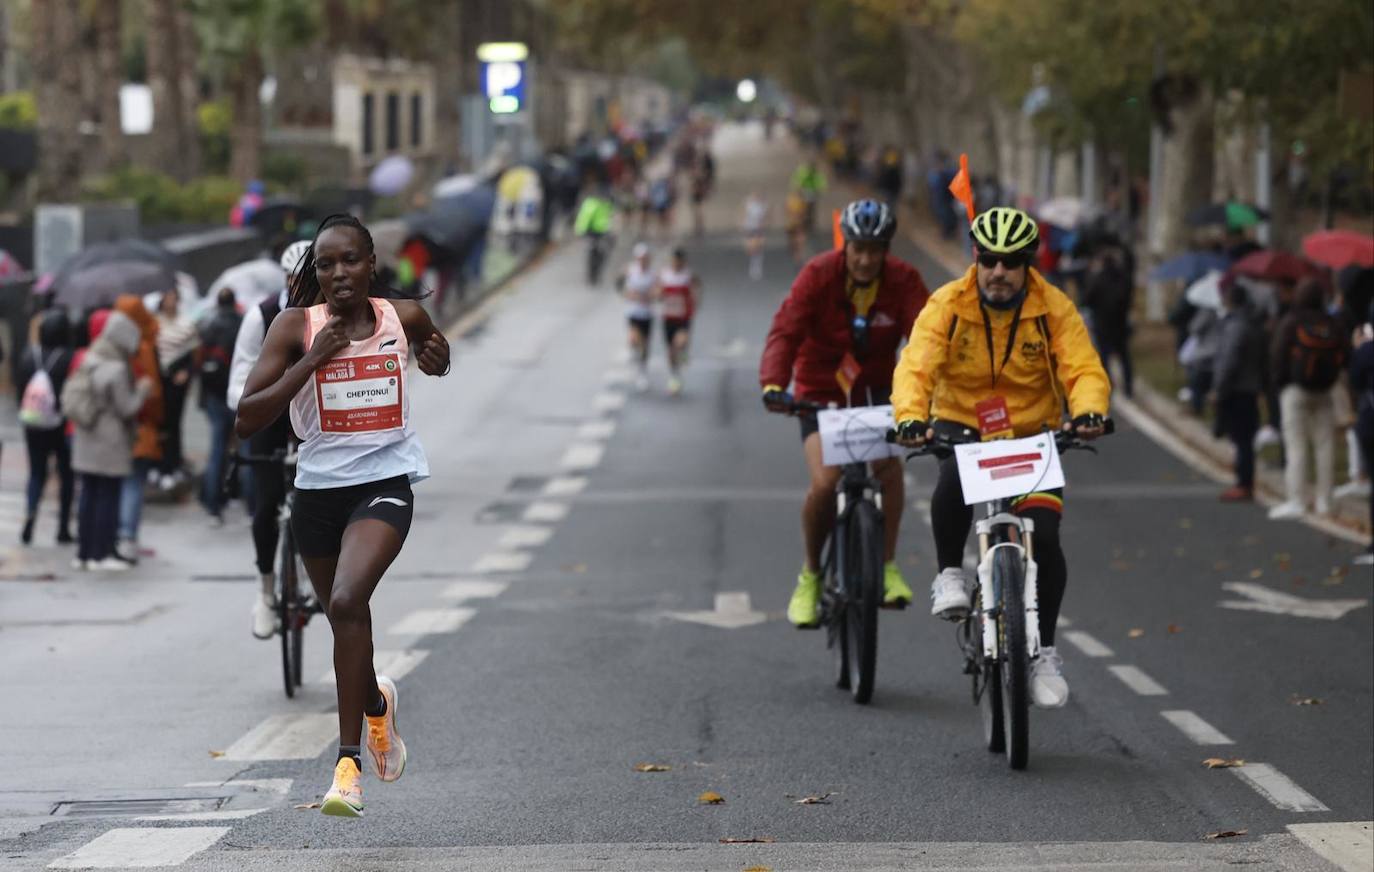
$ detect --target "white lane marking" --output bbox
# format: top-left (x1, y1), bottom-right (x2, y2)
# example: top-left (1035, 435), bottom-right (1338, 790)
top-left (1160, 710), bottom-right (1235, 745)
top-left (593, 391), bottom-right (626, 412)
top-left (441, 580), bottom-right (509, 601)
top-left (48, 827), bottom-right (230, 868)
top-left (387, 608), bottom-right (475, 636)
top-left (1220, 581), bottom-right (1368, 620)
top-left (523, 502), bottom-right (569, 523)
top-left (472, 550), bottom-right (534, 573)
top-left (500, 525), bottom-right (553, 549)
top-left (664, 591), bottom-right (769, 629)
top-left (136, 808), bottom-right (267, 822)
top-left (319, 649), bottom-right (429, 685)
top-left (1287, 822), bottom-right (1374, 871)
top-left (602, 367), bottom-right (633, 386)
top-left (1057, 615), bottom-right (1074, 627)
top-left (1107, 664), bottom-right (1169, 696)
top-left (1232, 763), bottom-right (1330, 812)
top-left (560, 442), bottom-right (605, 470)
top-left (543, 476), bottom-right (587, 496)
top-left (577, 420), bottom-right (618, 441)
top-left (220, 713), bottom-right (337, 761)
top-left (1061, 630), bottom-right (1113, 658)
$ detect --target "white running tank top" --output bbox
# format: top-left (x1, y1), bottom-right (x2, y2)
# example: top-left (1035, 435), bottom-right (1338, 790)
top-left (623, 261), bottom-right (655, 320)
top-left (289, 298), bottom-right (429, 489)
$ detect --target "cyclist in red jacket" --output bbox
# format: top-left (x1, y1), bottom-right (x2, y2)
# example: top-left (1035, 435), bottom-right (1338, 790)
top-left (760, 199), bottom-right (931, 626)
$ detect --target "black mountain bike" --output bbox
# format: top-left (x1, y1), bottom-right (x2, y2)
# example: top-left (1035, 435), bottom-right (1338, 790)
top-left (790, 399), bottom-right (891, 704)
top-left (902, 421), bottom-right (1111, 769)
top-left (232, 448), bottom-right (322, 698)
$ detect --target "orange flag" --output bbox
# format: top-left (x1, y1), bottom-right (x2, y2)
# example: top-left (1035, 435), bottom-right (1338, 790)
top-left (948, 153), bottom-right (976, 224)
top-left (832, 208), bottom-right (844, 251)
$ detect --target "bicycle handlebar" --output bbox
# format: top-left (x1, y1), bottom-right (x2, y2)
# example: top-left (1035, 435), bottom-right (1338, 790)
top-left (893, 418), bottom-right (1115, 460)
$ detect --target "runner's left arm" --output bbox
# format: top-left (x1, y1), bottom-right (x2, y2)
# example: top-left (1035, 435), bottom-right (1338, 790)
top-left (394, 300), bottom-right (451, 376)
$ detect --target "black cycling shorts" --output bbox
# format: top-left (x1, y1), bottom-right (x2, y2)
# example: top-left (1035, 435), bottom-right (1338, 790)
top-left (797, 389), bottom-right (891, 442)
top-left (291, 475), bottom-right (414, 559)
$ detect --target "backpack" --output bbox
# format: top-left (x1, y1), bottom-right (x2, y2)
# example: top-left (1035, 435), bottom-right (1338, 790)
top-left (1289, 317), bottom-right (1345, 390)
top-left (19, 349), bottom-right (63, 429)
top-left (60, 360), bottom-right (102, 429)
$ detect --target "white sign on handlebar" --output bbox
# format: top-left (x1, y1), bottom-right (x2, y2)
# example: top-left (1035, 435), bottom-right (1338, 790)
top-left (817, 405), bottom-right (904, 467)
top-left (953, 434), bottom-right (1065, 504)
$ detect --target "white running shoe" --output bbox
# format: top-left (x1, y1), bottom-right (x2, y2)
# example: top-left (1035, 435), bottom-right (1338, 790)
top-left (1267, 500), bottom-right (1305, 521)
top-left (92, 556), bottom-right (131, 572)
top-left (252, 593), bottom-right (277, 640)
top-left (1031, 646), bottom-right (1069, 708)
top-left (667, 375), bottom-right (683, 396)
top-left (930, 568), bottom-right (972, 619)
top-left (1254, 425), bottom-right (1281, 450)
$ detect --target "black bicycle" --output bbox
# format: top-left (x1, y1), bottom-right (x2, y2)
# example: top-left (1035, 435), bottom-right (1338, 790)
top-left (231, 447), bottom-right (322, 698)
top-left (788, 399), bottom-right (891, 704)
top-left (902, 421), bottom-right (1111, 768)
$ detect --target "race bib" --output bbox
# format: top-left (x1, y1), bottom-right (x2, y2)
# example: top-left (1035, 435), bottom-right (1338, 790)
top-left (315, 353), bottom-right (404, 433)
top-left (975, 395), bottom-right (1015, 441)
top-left (661, 291), bottom-right (690, 319)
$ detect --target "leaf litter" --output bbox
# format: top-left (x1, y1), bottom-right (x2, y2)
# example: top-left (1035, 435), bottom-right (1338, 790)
top-left (1204, 829), bottom-right (1248, 840)
top-left (634, 763), bottom-right (671, 772)
top-left (1202, 758), bottom-right (1245, 769)
top-left (698, 791), bottom-right (726, 805)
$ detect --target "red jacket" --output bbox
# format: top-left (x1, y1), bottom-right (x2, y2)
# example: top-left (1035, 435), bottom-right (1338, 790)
top-left (760, 249), bottom-right (930, 405)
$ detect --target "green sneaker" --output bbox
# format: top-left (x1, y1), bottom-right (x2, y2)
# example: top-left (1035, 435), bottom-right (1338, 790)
top-left (883, 561), bottom-right (913, 609)
top-left (788, 567), bottom-right (822, 628)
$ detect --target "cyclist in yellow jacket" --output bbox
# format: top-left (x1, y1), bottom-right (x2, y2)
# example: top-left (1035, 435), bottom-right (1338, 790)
top-left (891, 206), bottom-right (1109, 708)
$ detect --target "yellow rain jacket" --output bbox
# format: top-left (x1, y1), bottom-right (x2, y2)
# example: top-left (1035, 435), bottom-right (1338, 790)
top-left (892, 266), bottom-right (1110, 436)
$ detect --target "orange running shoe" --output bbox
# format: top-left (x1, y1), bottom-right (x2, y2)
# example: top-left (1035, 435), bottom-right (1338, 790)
top-left (321, 757), bottom-right (363, 818)
top-left (365, 676), bottom-right (407, 783)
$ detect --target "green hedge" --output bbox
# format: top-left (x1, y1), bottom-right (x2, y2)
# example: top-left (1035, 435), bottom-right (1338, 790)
top-left (0, 92), bottom-right (36, 129)
top-left (82, 168), bottom-right (242, 224)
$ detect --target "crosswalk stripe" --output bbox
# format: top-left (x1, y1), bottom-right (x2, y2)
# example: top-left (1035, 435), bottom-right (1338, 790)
top-left (387, 607), bottom-right (475, 636)
top-left (48, 826), bottom-right (230, 868)
top-left (560, 442), bottom-right (605, 470)
top-left (318, 649), bottom-right (430, 685)
top-left (219, 713), bottom-right (337, 761)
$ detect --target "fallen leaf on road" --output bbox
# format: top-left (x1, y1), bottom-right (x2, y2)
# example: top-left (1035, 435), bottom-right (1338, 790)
top-left (1167, 624), bottom-right (1182, 634)
top-left (698, 791), bottom-right (726, 805)
top-left (1110, 560), bottom-right (1131, 571)
top-left (1202, 758), bottom-right (1245, 769)
top-left (1213, 560), bottom-right (1231, 571)
top-left (1204, 829), bottom-right (1248, 840)
top-left (1289, 695), bottom-right (1323, 706)
top-left (208, 750), bottom-right (225, 758)
top-left (719, 837), bottom-right (776, 844)
top-left (792, 792), bottom-right (835, 805)
top-left (293, 802), bottom-right (321, 810)
top-left (1128, 628), bottom-right (1145, 638)
top-left (1174, 547), bottom-right (1186, 557)
top-left (1248, 569), bottom-right (1264, 579)
top-left (1179, 518), bottom-right (1193, 529)
top-left (1329, 565), bottom-right (1349, 578)
top-left (743, 866), bottom-right (774, 872)
top-left (634, 763), bottom-right (671, 772)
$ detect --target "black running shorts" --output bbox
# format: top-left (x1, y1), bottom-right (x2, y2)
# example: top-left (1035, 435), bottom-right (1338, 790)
top-left (291, 475), bottom-right (414, 559)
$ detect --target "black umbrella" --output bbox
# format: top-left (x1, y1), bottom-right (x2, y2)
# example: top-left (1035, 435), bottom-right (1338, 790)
top-left (53, 260), bottom-right (178, 310)
top-left (247, 199), bottom-right (310, 239)
top-left (51, 240), bottom-right (177, 290)
top-left (1186, 201), bottom-right (1268, 228)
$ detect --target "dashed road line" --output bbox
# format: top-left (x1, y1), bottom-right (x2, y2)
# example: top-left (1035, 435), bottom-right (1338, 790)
top-left (1061, 630), bottom-right (1114, 658)
top-left (577, 420), bottom-right (618, 441)
top-left (522, 501), bottom-right (570, 523)
top-left (1287, 822), bottom-right (1374, 871)
top-left (1160, 710), bottom-right (1234, 745)
top-left (1231, 763), bottom-right (1330, 812)
top-left (319, 648), bottom-right (429, 685)
top-left (1107, 664), bottom-right (1169, 696)
top-left (441, 580), bottom-right (510, 601)
top-left (220, 713), bottom-right (337, 761)
top-left (544, 475), bottom-right (587, 496)
top-left (387, 607), bottom-right (475, 636)
top-left (593, 391), bottom-right (627, 413)
top-left (561, 442), bottom-right (605, 470)
top-left (472, 550), bottom-right (534, 573)
top-left (48, 827), bottom-right (230, 869)
top-left (602, 367), bottom-right (633, 386)
top-left (500, 525), bottom-right (554, 549)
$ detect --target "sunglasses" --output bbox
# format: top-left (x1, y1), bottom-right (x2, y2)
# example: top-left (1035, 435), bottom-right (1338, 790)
top-left (976, 252), bottom-right (1030, 270)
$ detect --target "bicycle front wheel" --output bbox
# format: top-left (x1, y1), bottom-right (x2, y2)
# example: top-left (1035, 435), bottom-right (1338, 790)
top-left (996, 546), bottom-right (1030, 769)
top-left (278, 523), bottom-right (302, 698)
top-left (975, 583), bottom-right (1006, 752)
top-left (844, 500), bottom-right (883, 704)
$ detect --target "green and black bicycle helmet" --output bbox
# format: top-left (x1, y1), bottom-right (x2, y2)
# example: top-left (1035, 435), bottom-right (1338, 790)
top-left (969, 206), bottom-right (1039, 255)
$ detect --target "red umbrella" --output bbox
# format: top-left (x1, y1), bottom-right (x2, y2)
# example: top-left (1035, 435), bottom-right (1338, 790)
top-left (1229, 250), bottom-right (1320, 283)
top-left (1302, 229), bottom-right (1374, 270)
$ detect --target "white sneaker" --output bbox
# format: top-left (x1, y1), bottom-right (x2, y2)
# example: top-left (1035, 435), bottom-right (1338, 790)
top-left (1254, 425), bottom-right (1281, 450)
top-left (1267, 501), bottom-right (1305, 520)
top-left (1031, 647), bottom-right (1070, 708)
top-left (930, 568), bottom-right (971, 619)
top-left (252, 593), bottom-right (277, 640)
top-left (92, 556), bottom-right (131, 572)
top-left (667, 375), bottom-right (683, 396)
top-left (115, 539), bottom-right (138, 564)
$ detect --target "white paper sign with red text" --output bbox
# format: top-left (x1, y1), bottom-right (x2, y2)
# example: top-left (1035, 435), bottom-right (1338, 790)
top-left (953, 433), bottom-right (1064, 504)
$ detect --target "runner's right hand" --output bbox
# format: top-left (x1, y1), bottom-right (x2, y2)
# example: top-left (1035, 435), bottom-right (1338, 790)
top-left (893, 419), bottom-right (932, 447)
top-left (306, 316), bottom-right (351, 368)
top-left (761, 386), bottom-right (793, 413)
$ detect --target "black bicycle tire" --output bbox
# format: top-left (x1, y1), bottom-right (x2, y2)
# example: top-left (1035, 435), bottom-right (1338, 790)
top-left (826, 536), bottom-right (851, 691)
top-left (278, 521), bottom-right (299, 699)
top-left (997, 545), bottom-right (1030, 769)
top-left (976, 583), bottom-right (1007, 752)
top-left (845, 500), bottom-right (882, 704)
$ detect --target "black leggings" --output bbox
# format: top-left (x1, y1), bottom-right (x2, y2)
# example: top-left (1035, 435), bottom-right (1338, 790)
top-left (24, 427), bottom-right (74, 527)
top-left (930, 456), bottom-right (1068, 646)
top-left (251, 462), bottom-right (287, 575)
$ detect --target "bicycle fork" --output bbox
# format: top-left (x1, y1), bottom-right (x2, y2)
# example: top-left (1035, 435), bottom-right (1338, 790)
top-left (974, 516), bottom-right (1042, 662)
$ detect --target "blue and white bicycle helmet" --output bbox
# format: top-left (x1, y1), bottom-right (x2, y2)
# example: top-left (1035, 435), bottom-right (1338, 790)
top-left (839, 199), bottom-right (897, 244)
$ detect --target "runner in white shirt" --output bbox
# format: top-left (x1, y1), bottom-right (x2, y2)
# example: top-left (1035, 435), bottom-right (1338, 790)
top-left (618, 243), bottom-right (656, 391)
top-left (741, 191), bottom-right (769, 281)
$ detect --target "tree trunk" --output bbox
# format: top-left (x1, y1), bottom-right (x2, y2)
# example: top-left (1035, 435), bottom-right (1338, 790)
top-left (31, 0), bottom-right (86, 201)
top-left (94, 0), bottom-right (126, 172)
top-left (1151, 77), bottom-right (1215, 259)
top-left (145, 0), bottom-right (199, 181)
top-left (175, 1), bottom-right (202, 178)
top-left (230, 46), bottom-right (265, 184)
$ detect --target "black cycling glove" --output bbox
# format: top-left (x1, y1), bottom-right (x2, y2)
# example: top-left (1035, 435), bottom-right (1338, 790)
top-left (894, 419), bottom-right (929, 443)
top-left (761, 385), bottom-right (793, 412)
top-left (1071, 413), bottom-right (1105, 431)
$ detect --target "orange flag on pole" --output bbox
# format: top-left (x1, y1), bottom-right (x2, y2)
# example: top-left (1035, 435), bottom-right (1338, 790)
top-left (832, 208), bottom-right (844, 251)
top-left (948, 153), bottom-right (976, 224)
